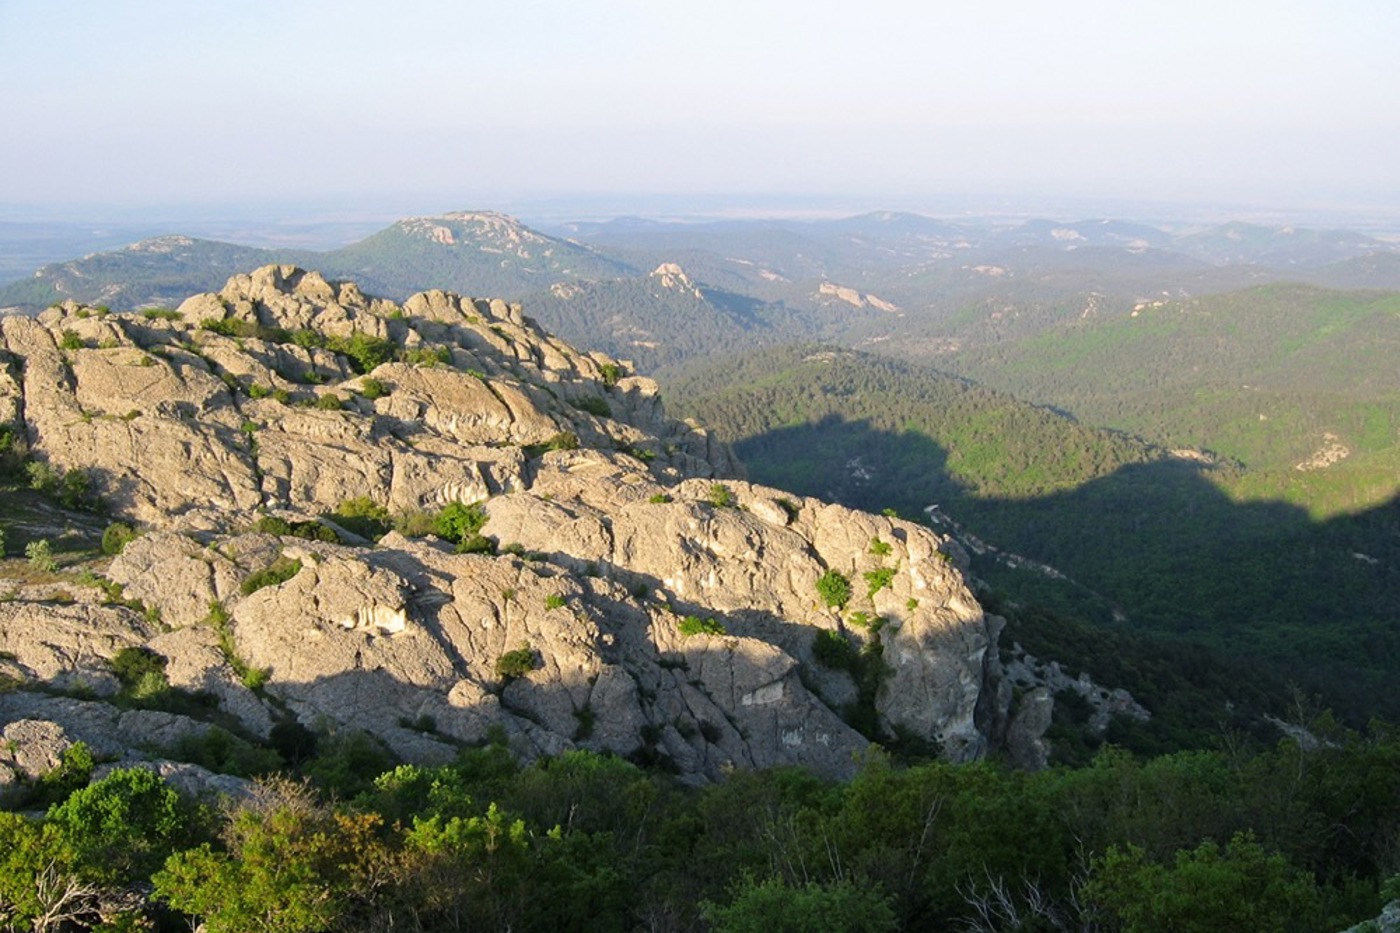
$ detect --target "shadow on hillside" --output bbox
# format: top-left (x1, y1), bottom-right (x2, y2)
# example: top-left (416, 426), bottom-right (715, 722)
top-left (732, 415), bottom-right (1400, 723)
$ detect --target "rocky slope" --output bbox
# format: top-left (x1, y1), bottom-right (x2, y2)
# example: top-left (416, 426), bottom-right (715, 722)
top-left (0, 265), bottom-right (1044, 787)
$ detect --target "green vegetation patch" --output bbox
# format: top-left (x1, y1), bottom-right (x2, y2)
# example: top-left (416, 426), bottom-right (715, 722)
top-left (815, 569), bottom-right (852, 609)
top-left (240, 555), bottom-right (304, 595)
top-left (678, 615), bottom-right (726, 638)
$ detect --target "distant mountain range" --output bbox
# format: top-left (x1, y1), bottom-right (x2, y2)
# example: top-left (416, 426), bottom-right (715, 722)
top-left (2, 206), bottom-right (1398, 728)
top-left (6, 209), bottom-right (1398, 313)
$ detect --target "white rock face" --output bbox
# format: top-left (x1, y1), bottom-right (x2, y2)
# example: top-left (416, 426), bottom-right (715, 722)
top-left (0, 265), bottom-right (1031, 783)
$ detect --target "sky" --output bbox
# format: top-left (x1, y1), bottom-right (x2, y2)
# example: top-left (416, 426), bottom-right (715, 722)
top-left (1, 0), bottom-right (1397, 219)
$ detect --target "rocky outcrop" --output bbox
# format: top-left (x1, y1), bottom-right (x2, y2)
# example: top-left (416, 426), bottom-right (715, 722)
top-left (0, 265), bottom-right (1034, 784)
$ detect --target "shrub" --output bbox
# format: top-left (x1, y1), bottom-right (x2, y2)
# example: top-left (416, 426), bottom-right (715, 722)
top-left (314, 393), bottom-right (344, 411)
top-left (333, 497), bottom-right (390, 541)
top-left (326, 332), bottom-right (395, 374)
top-left (598, 362), bottom-right (623, 385)
top-left (495, 643), bottom-right (537, 680)
top-left (846, 610), bottom-right (882, 631)
top-left (58, 329), bottom-right (85, 350)
top-left (141, 308), bottom-right (181, 321)
top-left (527, 431), bottom-right (580, 456)
top-left (544, 594), bottom-right (567, 611)
top-left (27, 462), bottom-right (95, 510)
top-left (110, 646), bottom-right (168, 700)
top-left (707, 483), bottom-right (737, 508)
top-left (399, 345), bottom-right (451, 367)
top-left (815, 569), bottom-right (851, 609)
top-left (863, 566), bottom-right (896, 599)
top-left (170, 726), bottom-right (281, 777)
top-left (291, 329), bottom-right (325, 349)
top-left (201, 317), bottom-right (291, 341)
top-left (679, 615), bottom-right (726, 637)
top-left (570, 395), bottom-right (612, 418)
top-left (29, 741), bottom-right (95, 808)
top-left (358, 377), bottom-right (387, 400)
top-left (433, 501), bottom-right (488, 543)
top-left (869, 538), bottom-right (892, 557)
top-left (240, 556), bottom-right (303, 595)
top-left (812, 629), bottom-right (857, 670)
top-left (648, 492), bottom-right (673, 504)
top-left (702, 876), bottom-right (898, 933)
top-left (101, 521), bottom-right (138, 556)
top-left (254, 515), bottom-right (336, 542)
top-left (25, 539), bottom-right (57, 572)
top-left (393, 510), bottom-right (438, 538)
top-left (456, 533), bottom-right (496, 555)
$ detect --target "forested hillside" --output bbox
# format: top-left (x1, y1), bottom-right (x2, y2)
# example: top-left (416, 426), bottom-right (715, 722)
top-left (668, 346), bottom-right (1400, 724)
top-left (943, 283), bottom-right (1400, 515)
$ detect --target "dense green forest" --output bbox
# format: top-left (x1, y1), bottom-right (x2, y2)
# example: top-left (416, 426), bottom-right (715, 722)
top-left (942, 284), bottom-right (1400, 515)
top-left (667, 346), bottom-right (1400, 724)
top-left (3, 721), bottom-right (1399, 931)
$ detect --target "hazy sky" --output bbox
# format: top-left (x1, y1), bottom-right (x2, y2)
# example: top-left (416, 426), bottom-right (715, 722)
top-left (2, 0), bottom-right (1397, 216)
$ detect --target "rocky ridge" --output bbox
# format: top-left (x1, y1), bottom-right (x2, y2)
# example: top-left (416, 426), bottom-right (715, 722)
top-left (0, 265), bottom-right (1045, 788)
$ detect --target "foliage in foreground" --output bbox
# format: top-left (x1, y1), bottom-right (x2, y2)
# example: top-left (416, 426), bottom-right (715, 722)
top-left (2, 720), bottom-right (1399, 931)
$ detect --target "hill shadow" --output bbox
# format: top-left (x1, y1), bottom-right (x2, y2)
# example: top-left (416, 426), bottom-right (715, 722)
top-left (732, 415), bottom-right (1400, 724)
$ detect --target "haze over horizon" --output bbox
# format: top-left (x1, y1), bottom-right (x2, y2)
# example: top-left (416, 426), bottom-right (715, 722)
top-left (2, 0), bottom-right (1398, 224)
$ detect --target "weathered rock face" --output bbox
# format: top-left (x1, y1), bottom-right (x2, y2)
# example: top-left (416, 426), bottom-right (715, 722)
top-left (0, 265), bottom-right (1030, 783)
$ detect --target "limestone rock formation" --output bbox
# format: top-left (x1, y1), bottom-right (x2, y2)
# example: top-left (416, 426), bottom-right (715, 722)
top-left (0, 265), bottom-right (1043, 785)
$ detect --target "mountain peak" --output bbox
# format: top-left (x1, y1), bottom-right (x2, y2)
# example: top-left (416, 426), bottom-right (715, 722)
top-left (649, 262), bottom-right (701, 297)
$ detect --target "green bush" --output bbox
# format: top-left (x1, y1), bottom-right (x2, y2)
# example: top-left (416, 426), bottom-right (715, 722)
top-left (393, 510), bottom-right (438, 538)
top-left (433, 501), bottom-right (488, 544)
top-left (111, 646), bottom-right (168, 699)
top-left (815, 569), bottom-right (851, 609)
top-left (399, 345), bottom-right (451, 367)
top-left (314, 393), bottom-right (344, 411)
top-left (702, 876), bottom-right (898, 933)
top-left (240, 556), bottom-right (303, 595)
top-left (544, 594), bottom-right (567, 611)
top-left (869, 538), bottom-right (892, 557)
top-left (526, 431), bottom-right (580, 457)
top-left (25, 539), bottom-right (57, 572)
top-left (326, 332), bottom-right (395, 374)
top-left (27, 462), bottom-right (96, 510)
top-left (169, 726), bottom-right (281, 777)
top-left (358, 377), bottom-right (387, 400)
top-left (812, 629), bottom-right (857, 670)
top-left (253, 515), bottom-right (336, 542)
top-left (141, 308), bottom-right (181, 320)
top-left (102, 521), bottom-right (138, 555)
top-left (708, 483), bottom-right (737, 508)
top-left (253, 515), bottom-right (292, 535)
top-left (58, 329), bottom-right (85, 350)
top-left (863, 566), bottom-right (896, 599)
top-left (333, 497), bottom-right (391, 540)
top-left (456, 533), bottom-right (496, 555)
top-left (570, 395), bottom-right (612, 418)
top-left (495, 643), bottom-right (537, 680)
top-left (598, 362), bottom-right (623, 386)
top-left (679, 615), bottom-right (726, 637)
top-left (649, 492), bottom-right (673, 504)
